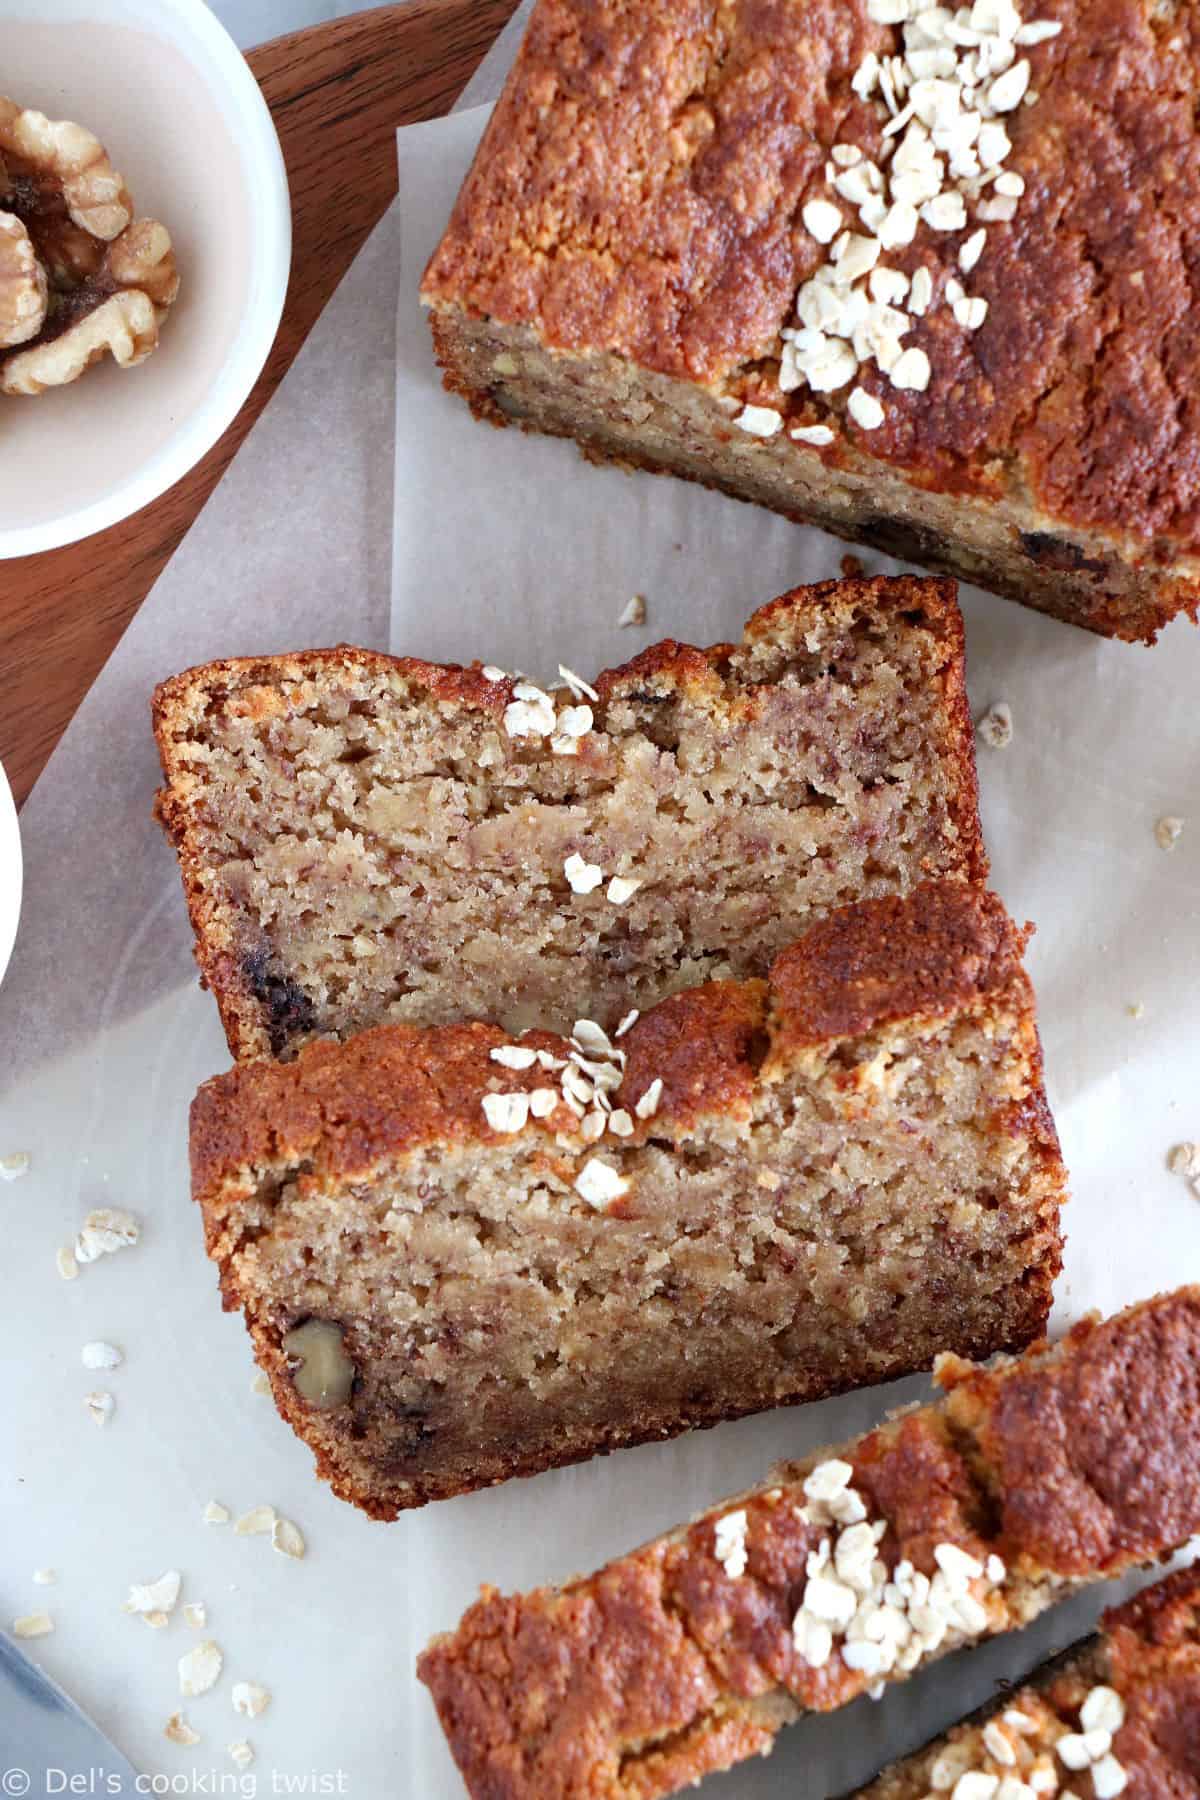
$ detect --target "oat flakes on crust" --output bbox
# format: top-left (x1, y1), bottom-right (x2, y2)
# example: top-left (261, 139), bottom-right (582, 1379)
top-left (0, 95), bottom-right (178, 394)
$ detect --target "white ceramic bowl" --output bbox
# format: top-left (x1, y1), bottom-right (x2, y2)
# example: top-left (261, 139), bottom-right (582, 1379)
top-left (0, 0), bottom-right (291, 556)
top-left (0, 756), bottom-right (20, 988)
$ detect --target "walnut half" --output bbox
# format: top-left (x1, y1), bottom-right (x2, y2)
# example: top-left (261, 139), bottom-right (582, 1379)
top-left (0, 96), bottom-right (178, 395)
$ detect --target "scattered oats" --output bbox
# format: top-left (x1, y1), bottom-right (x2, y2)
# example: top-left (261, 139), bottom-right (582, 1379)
top-left (556, 704), bottom-right (594, 742)
top-left (12, 1612), bottom-right (53, 1638)
top-left (272, 1517), bottom-right (305, 1560)
top-left (575, 1158), bottom-right (630, 1208)
top-left (607, 1109), bottom-right (634, 1137)
top-left (572, 1019), bottom-right (615, 1055)
top-left (234, 1505), bottom-right (277, 1537)
top-left (183, 1602), bottom-right (207, 1630)
top-left (85, 1390), bottom-right (114, 1427)
top-left (954, 294), bottom-right (990, 329)
top-left (56, 1246), bottom-right (79, 1282)
top-left (164, 1713), bottom-right (201, 1748)
top-left (977, 701), bottom-right (1013, 748)
top-left (848, 387), bottom-right (886, 430)
top-left (1016, 18), bottom-right (1062, 41)
top-left (606, 875), bottom-right (642, 905)
top-left (978, 194), bottom-right (1018, 222)
top-left (713, 1509), bottom-right (749, 1579)
top-left (250, 1370), bottom-right (272, 1396)
top-left (490, 1044), bottom-right (538, 1071)
top-left (803, 198), bottom-right (844, 244)
top-left (81, 1341), bottom-right (123, 1370)
top-left (481, 665), bottom-right (507, 682)
top-left (203, 1501), bottom-right (231, 1526)
top-left (1090, 1758), bottom-right (1127, 1799)
top-left (618, 594), bottom-right (647, 628)
top-left (0, 1151), bottom-right (30, 1181)
top-left (529, 1088), bottom-right (558, 1119)
top-left (791, 423), bottom-right (836, 446)
top-left (1003, 1710), bottom-right (1038, 1735)
top-left (580, 1111), bottom-right (606, 1144)
top-left (558, 664), bottom-right (600, 703)
top-left (142, 1612), bottom-right (170, 1630)
top-left (983, 1721), bottom-right (1018, 1765)
top-left (1127, 1001), bottom-right (1145, 1019)
top-left (1169, 1142), bottom-right (1200, 1178)
top-left (179, 1640), bottom-right (223, 1698)
top-left (614, 1010), bottom-right (639, 1038)
top-left (75, 1208), bottom-right (140, 1263)
top-left (960, 227), bottom-right (988, 271)
top-left (504, 682), bottom-right (556, 738)
top-left (564, 852), bottom-right (604, 895)
top-left (735, 402), bottom-right (784, 437)
top-left (482, 1092), bottom-right (530, 1134)
top-left (227, 1741), bottom-right (255, 1771)
top-left (988, 59), bottom-right (1032, 111)
top-left (32, 1568), bottom-right (56, 1586)
top-left (1155, 814), bottom-right (1184, 850)
top-left (635, 1078), bottom-right (664, 1120)
top-left (891, 347), bottom-right (931, 391)
top-left (1080, 1687), bottom-right (1125, 1735)
top-left (994, 170), bottom-right (1026, 196)
top-left (954, 1777), bottom-right (1000, 1800)
top-left (909, 267), bottom-right (934, 315)
top-left (232, 1681), bottom-right (271, 1720)
top-left (124, 1570), bottom-right (181, 1618)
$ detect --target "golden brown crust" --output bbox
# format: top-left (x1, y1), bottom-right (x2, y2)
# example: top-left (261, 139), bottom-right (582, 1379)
top-left (153, 574), bottom-right (987, 1064)
top-left (421, 0), bottom-right (1200, 567)
top-left (419, 1289), bottom-right (1200, 1800)
top-left (943, 1289), bottom-right (1200, 1578)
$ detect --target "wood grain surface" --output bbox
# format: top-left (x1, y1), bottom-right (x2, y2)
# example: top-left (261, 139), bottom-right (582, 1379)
top-left (0, 0), bottom-right (518, 808)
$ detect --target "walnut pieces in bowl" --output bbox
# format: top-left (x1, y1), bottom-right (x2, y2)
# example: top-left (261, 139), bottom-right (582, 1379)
top-left (0, 96), bottom-right (178, 395)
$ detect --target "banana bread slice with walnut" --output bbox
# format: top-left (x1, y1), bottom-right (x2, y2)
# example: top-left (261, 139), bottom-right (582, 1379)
top-left (847, 1564), bottom-right (1200, 1800)
top-left (418, 1287), bottom-right (1200, 1800)
top-left (190, 882), bottom-right (1064, 1518)
top-left (154, 574), bottom-right (984, 1062)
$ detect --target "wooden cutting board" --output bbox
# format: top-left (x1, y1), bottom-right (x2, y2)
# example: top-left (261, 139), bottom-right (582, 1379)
top-left (0, 0), bottom-right (518, 808)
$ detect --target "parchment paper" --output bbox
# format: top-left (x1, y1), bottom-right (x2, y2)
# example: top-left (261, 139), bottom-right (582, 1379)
top-left (0, 9), bottom-right (1195, 1794)
top-left (392, 103), bottom-right (1200, 1796)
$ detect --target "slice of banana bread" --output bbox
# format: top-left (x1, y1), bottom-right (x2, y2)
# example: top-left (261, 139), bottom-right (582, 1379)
top-left (189, 882), bottom-right (1064, 1518)
top-left (421, 0), bottom-right (1200, 643)
top-left (153, 574), bottom-right (984, 1061)
top-left (417, 1287), bottom-right (1200, 1800)
top-left (849, 1564), bottom-right (1200, 1800)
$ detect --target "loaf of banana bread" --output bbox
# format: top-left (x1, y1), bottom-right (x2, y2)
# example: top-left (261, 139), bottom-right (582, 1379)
top-left (422, 0), bottom-right (1200, 643)
top-left (190, 881), bottom-right (1064, 1517)
top-left (154, 574), bottom-right (984, 1061)
top-left (418, 1287), bottom-right (1200, 1800)
top-left (849, 1564), bottom-right (1200, 1800)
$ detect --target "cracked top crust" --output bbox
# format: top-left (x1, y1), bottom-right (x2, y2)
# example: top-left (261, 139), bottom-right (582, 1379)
top-left (190, 880), bottom-right (1040, 1211)
top-left (422, 0), bottom-right (1200, 554)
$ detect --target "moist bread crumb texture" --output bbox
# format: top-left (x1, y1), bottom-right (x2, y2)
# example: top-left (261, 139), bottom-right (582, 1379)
top-left (417, 1288), bottom-right (1200, 1800)
top-left (422, 0), bottom-right (1200, 642)
top-left (851, 1563), bottom-right (1200, 1800)
top-left (189, 882), bottom-right (1064, 1518)
top-left (154, 576), bottom-right (983, 1062)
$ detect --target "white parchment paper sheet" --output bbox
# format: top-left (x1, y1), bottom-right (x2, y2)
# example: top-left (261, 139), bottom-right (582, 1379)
top-left (392, 104), bottom-right (1200, 1796)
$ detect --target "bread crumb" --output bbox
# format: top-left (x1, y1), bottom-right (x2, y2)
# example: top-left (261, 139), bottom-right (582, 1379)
top-left (977, 702), bottom-right (1013, 749)
top-left (55, 1246), bottom-right (78, 1281)
top-left (840, 555), bottom-right (865, 578)
top-left (0, 1150), bottom-right (30, 1181)
top-left (164, 1712), bottom-right (201, 1747)
top-left (1168, 1143), bottom-right (1200, 1178)
top-left (234, 1505), bottom-right (276, 1537)
top-left (13, 1612), bottom-right (53, 1638)
top-left (606, 875), bottom-right (641, 905)
top-left (1127, 1001), bottom-right (1145, 1020)
top-left (32, 1568), bottom-right (56, 1586)
top-left (202, 1500), bottom-right (230, 1526)
top-left (618, 594), bottom-right (646, 628)
top-left (564, 852), bottom-right (604, 895)
top-left (232, 1681), bottom-right (270, 1719)
top-left (74, 1207), bottom-right (140, 1263)
top-left (81, 1341), bottom-right (122, 1370)
top-left (227, 1743), bottom-right (254, 1770)
top-left (183, 1602), bottom-right (207, 1630)
top-left (84, 1390), bottom-right (114, 1426)
top-left (250, 1370), bottom-right (271, 1396)
top-left (272, 1517), bottom-right (305, 1560)
top-left (1156, 815), bottom-right (1184, 851)
top-left (178, 1639), bottom-right (223, 1697)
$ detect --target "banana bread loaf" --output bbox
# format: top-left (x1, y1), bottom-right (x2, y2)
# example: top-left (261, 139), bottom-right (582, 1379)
top-left (422, 0), bottom-right (1200, 643)
top-left (418, 1287), bottom-right (1200, 1800)
top-left (849, 1564), bottom-right (1200, 1800)
top-left (190, 882), bottom-right (1064, 1517)
top-left (153, 574), bottom-right (984, 1061)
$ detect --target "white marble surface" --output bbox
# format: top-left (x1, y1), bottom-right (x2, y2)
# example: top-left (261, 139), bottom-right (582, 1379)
top-left (210, 0), bottom-right (391, 51)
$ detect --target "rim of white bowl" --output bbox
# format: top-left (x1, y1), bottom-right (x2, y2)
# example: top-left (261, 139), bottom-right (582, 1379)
top-left (0, 0), bottom-right (292, 560)
top-left (0, 756), bottom-right (22, 988)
